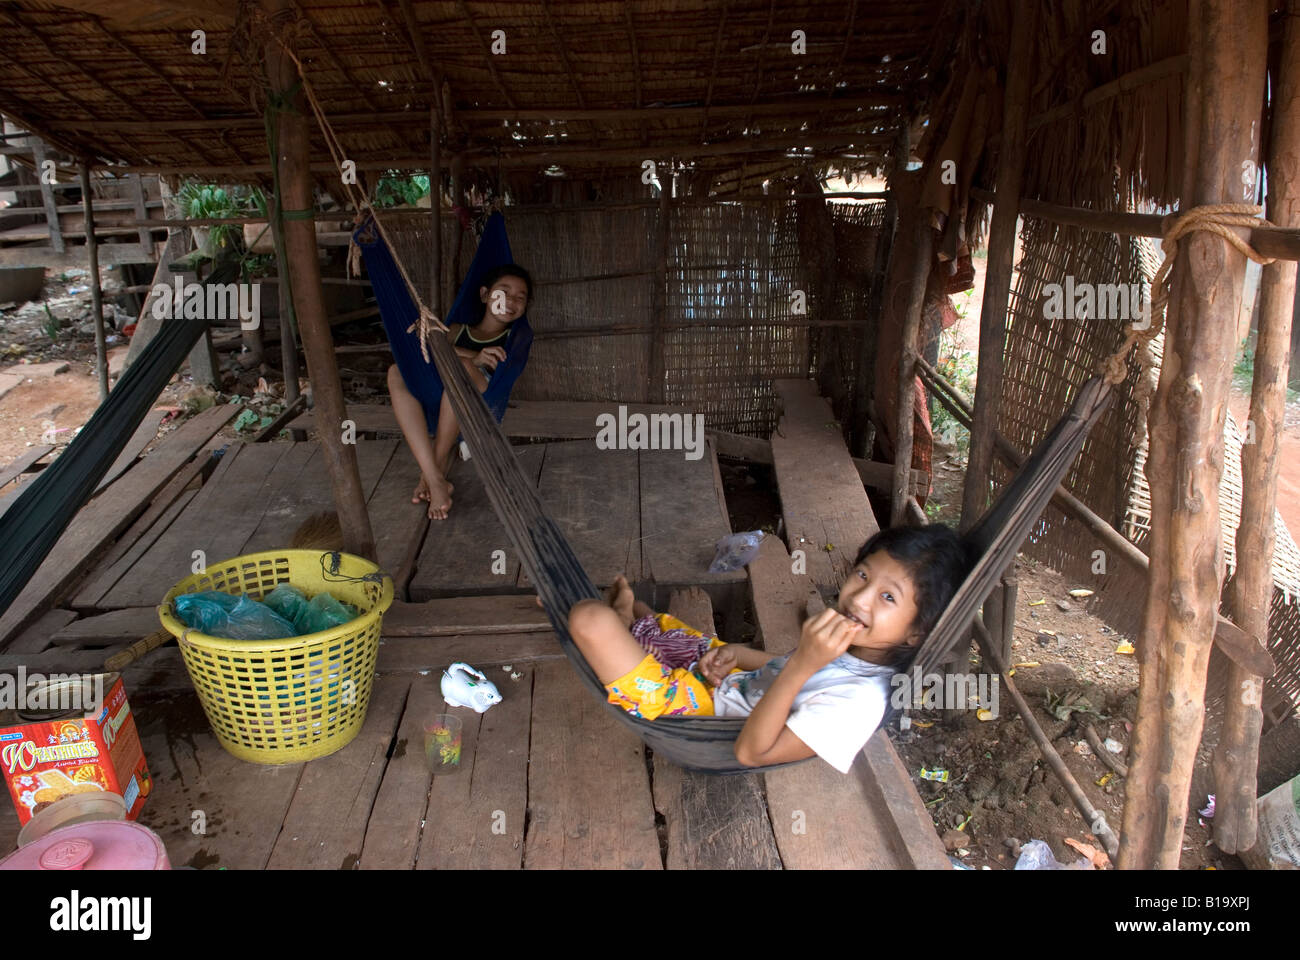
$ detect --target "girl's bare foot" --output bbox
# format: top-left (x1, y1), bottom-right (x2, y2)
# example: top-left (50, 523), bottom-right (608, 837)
top-left (426, 475), bottom-right (454, 520)
top-left (413, 475), bottom-right (454, 506)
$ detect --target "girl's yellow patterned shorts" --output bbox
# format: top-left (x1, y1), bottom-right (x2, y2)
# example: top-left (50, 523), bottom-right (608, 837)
top-left (604, 638), bottom-right (726, 720)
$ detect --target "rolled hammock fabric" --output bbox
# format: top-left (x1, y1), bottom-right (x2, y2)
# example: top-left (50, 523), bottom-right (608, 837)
top-left (0, 265), bottom-right (229, 616)
top-left (354, 210), bottom-right (533, 434)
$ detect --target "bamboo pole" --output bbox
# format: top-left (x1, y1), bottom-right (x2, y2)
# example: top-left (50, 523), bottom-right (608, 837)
top-left (961, 1), bottom-right (1036, 533)
top-left (262, 0), bottom-right (375, 560)
top-left (1119, 0), bottom-right (1269, 871)
top-left (972, 613), bottom-right (1120, 859)
top-left (1214, 0), bottom-right (1300, 856)
top-left (970, 188), bottom-right (1300, 262)
top-left (890, 217), bottom-right (931, 528)
top-left (79, 164), bottom-right (108, 402)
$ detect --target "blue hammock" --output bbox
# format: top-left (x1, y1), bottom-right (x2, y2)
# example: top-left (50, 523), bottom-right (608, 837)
top-left (354, 211), bottom-right (532, 434)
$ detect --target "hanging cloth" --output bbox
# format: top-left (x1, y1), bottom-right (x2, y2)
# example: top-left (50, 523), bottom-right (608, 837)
top-left (355, 210), bottom-right (533, 434)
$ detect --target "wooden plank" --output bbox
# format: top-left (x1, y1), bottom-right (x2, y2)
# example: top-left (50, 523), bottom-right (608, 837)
top-left (525, 440), bottom-right (640, 588)
top-left (363, 442), bottom-right (427, 589)
top-left (357, 678), bottom-right (441, 870)
top-left (95, 408), bottom-right (167, 493)
top-left (71, 443), bottom-right (221, 608)
top-left (71, 489), bottom-right (199, 609)
top-left (416, 664), bottom-right (533, 869)
top-left (376, 632), bottom-right (562, 673)
top-left (382, 595), bottom-right (552, 636)
top-left (131, 688), bottom-right (305, 870)
top-left (266, 676), bottom-right (411, 870)
top-left (239, 440), bottom-right (394, 555)
top-left (639, 439), bottom-right (744, 586)
top-left (409, 445), bottom-right (546, 599)
top-left (653, 588), bottom-right (782, 869)
top-left (523, 660), bottom-right (661, 869)
top-left (0, 404), bottom-right (239, 647)
top-left (98, 442), bottom-right (291, 609)
top-left (858, 732), bottom-right (951, 869)
top-left (0, 443), bottom-right (54, 489)
top-left (747, 535), bottom-right (822, 654)
top-left (770, 380), bottom-right (878, 597)
top-left (48, 606), bottom-right (162, 645)
top-left (4, 608), bottom-right (79, 654)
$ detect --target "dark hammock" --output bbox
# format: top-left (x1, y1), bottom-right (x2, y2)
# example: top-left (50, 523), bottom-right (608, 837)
top-left (0, 266), bottom-right (226, 615)
top-left (422, 269), bottom-right (1116, 771)
top-left (355, 211), bottom-right (533, 434)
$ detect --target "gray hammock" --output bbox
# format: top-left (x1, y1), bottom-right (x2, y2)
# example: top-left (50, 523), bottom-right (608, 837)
top-left (423, 311), bottom-right (1115, 773)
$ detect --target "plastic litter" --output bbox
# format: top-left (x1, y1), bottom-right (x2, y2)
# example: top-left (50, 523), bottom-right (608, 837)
top-left (709, 530), bottom-right (765, 573)
top-left (1013, 839), bottom-right (1091, 870)
top-left (1103, 737), bottom-right (1124, 754)
top-left (919, 766), bottom-right (950, 783)
top-left (1199, 794), bottom-right (1215, 819)
top-left (174, 591), bottom-right (296, 641)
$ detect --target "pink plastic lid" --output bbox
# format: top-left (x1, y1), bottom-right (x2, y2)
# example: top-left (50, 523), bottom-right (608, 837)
top-left (0, 820), bottom-right (170, 871)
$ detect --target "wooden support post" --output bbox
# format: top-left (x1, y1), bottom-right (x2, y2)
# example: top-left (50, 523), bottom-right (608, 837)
top-left (449, 152), bottom-right (465, 293)
top-left (179, 268), bottom-right (219, 389)
top-left (79, 164), bottom-right (107, 402)
top-left (131, 173), bottom-right (151, 250)
top-left (32, 139), bottom-right (63, 254)
top-left (267, 196), bottom-right (300, 417)
top-left (262, 0), bottom-right (375, 561)
top-left (1214, 0), bottom-right (1300, 856)
top-left (1119, 0), bottom-right (1269, 871)
top-left (649, 183), bottom-right (670, 404)
top-left (890, 217), bottom-right (931, 528)
top-left (960, 3), bottom-right (1036, 532)
top-left (854, 186), bottom-right (895, 457)
top-left (429, 101), bottom-right (442, 316)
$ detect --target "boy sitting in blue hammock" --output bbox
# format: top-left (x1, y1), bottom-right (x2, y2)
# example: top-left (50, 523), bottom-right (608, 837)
top-left (568, 524), bottom-right (969, 772)
top-left (388, 264), bottom-right (532, 520)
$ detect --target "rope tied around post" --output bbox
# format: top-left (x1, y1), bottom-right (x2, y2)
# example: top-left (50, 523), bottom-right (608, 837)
top-left (1098, 203), bottom-right (1277, 394)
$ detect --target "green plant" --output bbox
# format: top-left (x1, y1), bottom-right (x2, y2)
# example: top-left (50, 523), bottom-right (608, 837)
top-left (1233, 338), bottom-right (1255, 389)
top-left (373, 173), bottom-right (429, 208)
top-left (176, 180), bottom-right (253, 253)
top-left (931, 324), bottom-right (977, 457)
top-left (41, 302), bottom-right (59, 341)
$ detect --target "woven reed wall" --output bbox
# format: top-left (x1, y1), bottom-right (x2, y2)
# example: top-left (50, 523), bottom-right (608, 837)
top-left (991, 215), bottom-right (1152, 635)
top-left (383, 199), bottom-right (886, 436)
top-left (993, 216), bottom-right (1300, 723)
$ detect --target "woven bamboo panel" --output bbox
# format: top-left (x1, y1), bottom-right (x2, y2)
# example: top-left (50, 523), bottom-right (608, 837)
top-left (995, 216), bottom-right (1300, 721)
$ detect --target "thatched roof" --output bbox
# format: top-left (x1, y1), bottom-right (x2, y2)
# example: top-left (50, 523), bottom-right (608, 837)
top-left (0, 0), bottom-right (957, 192)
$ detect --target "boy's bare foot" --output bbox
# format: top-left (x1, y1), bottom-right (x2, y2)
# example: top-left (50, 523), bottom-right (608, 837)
top-left (606, 575), bottom-right (636, 627)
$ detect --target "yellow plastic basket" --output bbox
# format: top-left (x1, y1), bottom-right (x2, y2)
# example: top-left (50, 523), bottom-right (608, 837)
top-left (158, 550), bottom-right (393, 765)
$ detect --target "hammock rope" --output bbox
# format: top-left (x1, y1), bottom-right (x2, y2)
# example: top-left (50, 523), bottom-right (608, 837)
top-left (1098, 203), bottom-right (1276, 391)
top-left (261, 19), bottom-right (1125, 773)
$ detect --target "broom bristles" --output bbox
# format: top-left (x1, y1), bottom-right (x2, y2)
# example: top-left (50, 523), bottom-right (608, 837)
top-left (291, 511), bottom-right (345, 550)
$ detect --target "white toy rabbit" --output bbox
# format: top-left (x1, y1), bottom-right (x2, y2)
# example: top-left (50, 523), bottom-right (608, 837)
top-left (440, 662), bottom-right (503, 713)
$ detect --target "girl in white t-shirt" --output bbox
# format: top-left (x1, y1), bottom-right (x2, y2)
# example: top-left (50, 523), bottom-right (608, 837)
top-left (568, 524), bottom-right (971, 771)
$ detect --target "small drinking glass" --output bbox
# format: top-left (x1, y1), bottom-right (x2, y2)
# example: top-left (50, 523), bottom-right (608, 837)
top-left (424, 714), bottom-right (463, 773)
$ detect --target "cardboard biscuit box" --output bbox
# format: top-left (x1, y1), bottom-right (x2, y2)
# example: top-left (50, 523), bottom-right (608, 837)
top-left (0, 672), bottom-right (152, 828)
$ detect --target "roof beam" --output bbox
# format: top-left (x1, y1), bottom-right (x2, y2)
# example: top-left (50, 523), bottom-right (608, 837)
top-left (623, 4), bottom-right (642, 110)
top-left (455, 0), bottom-right (517, 109)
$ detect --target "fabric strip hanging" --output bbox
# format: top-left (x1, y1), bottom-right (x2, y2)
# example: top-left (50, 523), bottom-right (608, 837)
top-left (355, 211), bottom-right (533, 434)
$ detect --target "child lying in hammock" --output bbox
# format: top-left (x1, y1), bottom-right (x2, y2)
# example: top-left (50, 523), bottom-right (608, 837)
top-left (568, 524), bottom-right (968, 772)
top-left (388, 264), bottom-right (533, 520)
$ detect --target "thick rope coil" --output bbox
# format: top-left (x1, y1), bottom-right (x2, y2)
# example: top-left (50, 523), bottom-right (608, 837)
top-left (1098, 204), bottom-right (1276, 390)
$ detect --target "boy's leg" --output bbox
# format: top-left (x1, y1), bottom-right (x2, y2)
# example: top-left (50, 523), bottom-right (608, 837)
top-left (388, 364), bottom-right (453, 519)
top-left (568, 600), bottom-right (652, 684)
